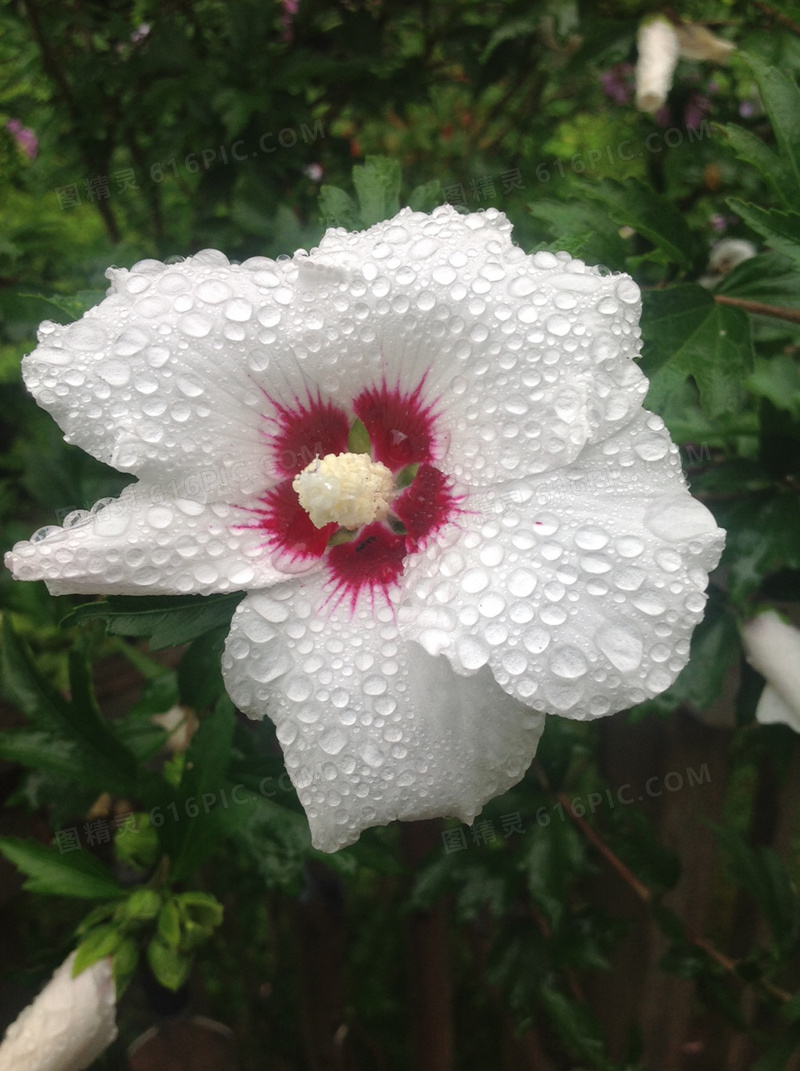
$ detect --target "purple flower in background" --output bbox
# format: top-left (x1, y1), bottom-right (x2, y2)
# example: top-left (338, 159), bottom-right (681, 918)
top-left (739, 100), bottom-right (756, 118)
top-left (600, 63), bottom-right (634, 106)
top-left (281, 0), bottom-right (299, 41)
top-left (684, 94), bottom-right (710, 130)
top-left (709, 214), bottom-right (728, 233)
top-left (6, 118), bottom-right (37, 160)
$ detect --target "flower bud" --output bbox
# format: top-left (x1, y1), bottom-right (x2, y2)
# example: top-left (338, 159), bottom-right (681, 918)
top-left (0, 952), bottom-right (117, 1071)
top-left (741, 611), bottom-right (800, 732)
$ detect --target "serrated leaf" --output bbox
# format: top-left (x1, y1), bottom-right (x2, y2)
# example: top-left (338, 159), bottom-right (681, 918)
top-left (716, 492), bottom-right (800, 604)
top-left (641, 286), bottom-right (754, 418)
top-left (72, 924), bottom-right (122, 976)
top-left (742, 54), bottom-right (800, 203)
top-left (582, 178), bottom-right (695, 269)
top-left (63, 593), bottom-right (244, 650)
top-left (407, 179), bottom-right (441, 213)
top-left (318, 185), bottom-right (359, 229)
top-left (718, 124), bottom-right (792, 208)
top-left (147, 936), bottom-right (190, 991)
top-left (0, 837), bottom-right (124, 900)
top-left (523, 820), bottom-right (583, 930)
top-left (728, 201), bottom-right (800, 268)
top-left (352, 156), bottom-right (401, 226)
top-left (715, 253), bottom-right (800, 306)
top-left (527, 200), bottom-right (628, 270)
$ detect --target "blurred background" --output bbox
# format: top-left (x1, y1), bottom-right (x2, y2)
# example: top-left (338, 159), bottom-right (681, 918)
top-left (1, 1), bottom-right (800, 1069)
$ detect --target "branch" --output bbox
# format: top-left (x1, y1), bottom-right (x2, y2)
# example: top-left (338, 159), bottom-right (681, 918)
top-left (714, 293), bottom-right (800, 326)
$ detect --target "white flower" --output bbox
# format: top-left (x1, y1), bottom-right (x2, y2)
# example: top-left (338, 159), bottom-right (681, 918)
top-left (741, 611), bottom-right (800, 732)
top-left (0, 952), bottom-right (117, 1071)
top-left (635, 17), bottom-right (680, 113)
top-left (707, 238), bottom-right (757, 276)
top-left (5, 206), bottom-right (724, 851)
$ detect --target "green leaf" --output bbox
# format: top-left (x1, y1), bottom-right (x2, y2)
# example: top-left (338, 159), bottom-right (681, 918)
top-left (582, 178), bottom-right (696, 269)
top-left (747, 356), bottom-right (800, 419)
top-left (1, 616), bottom-right (72, 733)
top-left (742, 54), bottom-right (800, 203)
top-left (714, 826), bottom-right (800, 955)
top-left (119, 888), bottom-right (161, 921)
top-left (728, 201), bottom-right (800, 268)
top-left (176, 891), bottom-right (224, 930)
top-left (716, 492), bottom-right (800, 604)
top-left (523, 820), bottom-right (583, 930)
top-left (718, 125), bottom-right (792, 208)
top-left (147, 936), bottom-right (191, 992)
top-left (715, 253), bottom-right (800, 307)
top-left (157, 899), bottom-right (182, 947)
top-left (72, 924), bottom-right (122, 976)
top-left (347, 417), bottom-right (371, 454)
top-left (0, 837), bottom-right (124, 900)
top-left (0, 619), bottom-right (139, 791)
top-left (178, 627), bottom-right (226, 710)
top-left (112, 937), bottom-right (139, 998)
top-left (0, 729), bottom-right (111, 788)
top-left (63, 593), bottom-right (244, 651)
top-left (640, 286), bottom-right (754, 419)
top-left (527, 200), bottom-right (628, 270)
top-left (352, 156), bottom-right (401, 227)
top-left (318, 184), bottom-right (359, 230)
top-left (407, 179), bottom-right (441, 213)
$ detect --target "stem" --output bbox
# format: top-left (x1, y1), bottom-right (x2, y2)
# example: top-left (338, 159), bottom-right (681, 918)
top-left (555, 791), bottom-right (652, 904)
top-left (553, 790), bottom-right (794, 1005)
top-left (714, 293), bottom-right (800, 325)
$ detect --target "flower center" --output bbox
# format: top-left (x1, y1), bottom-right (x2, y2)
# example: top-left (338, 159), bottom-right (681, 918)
top-left (293, 452), bottom-right (395, 531)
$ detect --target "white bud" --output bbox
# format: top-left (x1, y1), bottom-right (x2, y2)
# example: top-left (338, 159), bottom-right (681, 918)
top-left (0, 952), bottom-right (117, 1071)
top-left (741, 611), bottom-right (800, 732)
top-left (635, 17), bottom-right (680, 113)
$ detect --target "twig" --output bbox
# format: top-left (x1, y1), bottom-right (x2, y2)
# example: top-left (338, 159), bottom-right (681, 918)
top-left (549, 786), bottom-right (794, 1005)
top-left (555, 791), bottom-right (652, 904)
top-left (714, 293), bottom-right (800, 325)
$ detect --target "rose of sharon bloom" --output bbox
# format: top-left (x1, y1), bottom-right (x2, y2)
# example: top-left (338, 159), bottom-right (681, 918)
top-left (0, 952), bottom-right (117, 1071)
top-left (741, 612), bottom-right (800, 733)
top-left (5, 207), bottom-right (724, 851)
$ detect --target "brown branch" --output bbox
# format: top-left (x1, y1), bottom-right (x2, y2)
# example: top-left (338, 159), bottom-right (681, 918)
top-left (550, 788), bottom-right (794, 1005)
top-left (555, 791), bottom-right (652, 904)
top-left (714, 293), bottom-right (800, 325)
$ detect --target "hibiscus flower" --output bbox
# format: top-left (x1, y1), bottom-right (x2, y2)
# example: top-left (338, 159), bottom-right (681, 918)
top-left (5, 206), bottom-right (724, 851)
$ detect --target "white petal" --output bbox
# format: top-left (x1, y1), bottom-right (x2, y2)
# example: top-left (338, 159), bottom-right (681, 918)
top-left (755, 686), bottom-right (800, 732)
top-left (222, 584), bottom-right (545, 852)
top-left (296, 205), bottom-right (650, 488)
top-left (742, 612), bottom-right (800, 730)
top-left (399, 410), bottom-right (724, 718)
top-left (0, 952), bottom-right (117, 1071)
top-left (23, 251), bottom-right (300, 495)
top-left (4, 484), bottom-right (306, 596)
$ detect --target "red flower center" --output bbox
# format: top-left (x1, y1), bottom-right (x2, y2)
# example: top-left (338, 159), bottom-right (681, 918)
top-left (246, 380), bottom-right (459, 607)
